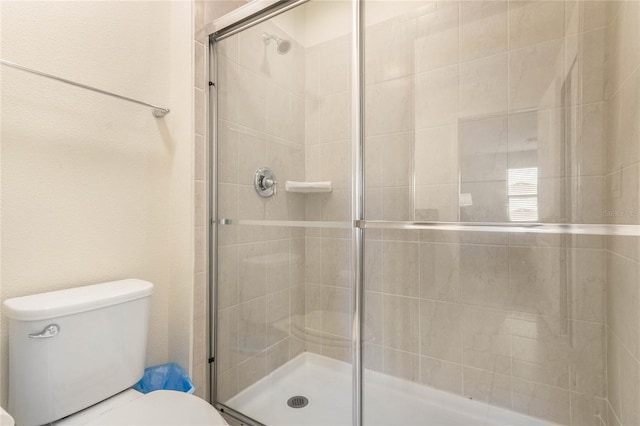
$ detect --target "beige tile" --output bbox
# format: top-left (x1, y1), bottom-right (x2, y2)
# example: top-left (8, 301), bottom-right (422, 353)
top-left (195, 133), bottom-right (207, 182)
top-left (420, 356), bottom-right (462, 395)
top-left (194, 181), bottom-right (206, 227)
top-left (321, 238), bottom-right (351, 288)
top-left (460, 180), bottom-right (509, 222)
top-left (463, 367), bottom-right (512, 409)
top-left (305, 283), bottom-right (323, 332)
top-left (419, 300), bottom-right (463, 363)
top-left (415, 125), bottom-right (458, 186)
top-left (266, 338), bottom-right (290, 374)
top-left (217, 306), bottom-right (239, 373)
top-left (217, 57), bottom-right (238, 124)
top-left (290, 238), bottom-right (305, 286)
top-left (460, 53), bottom-right (507, 118)
top-left (383, 294), bottom-right (419, 353)
top-left (318, 92), bottom-right (350, 144)
top-left (217, 33), bottom-right (238, 63)
top-left (237, 68), bottom-right (267, 132)
top-left (238, 185), bottom-right (266, 225)
top-left (239, 297), bottom-right (267, 362)
top-left (364, 291), bottom-right (382, 345)
top-left (383, 241), bottom-right (419, 297)
top-left (582, 1), bottom-right (608, 32)
top-left (459, 115), bottom-right (508, 183)
top-left (605, 0), bottom-right (640, 98)
top-left (266, 239), bottom-right (290, 294)
top-left (266, 289), bottom-right (289, 347)
top-left (577, 102), bottom-right (606, 177)
top-left (608, 330), bottom-right (622, 422)
top-left (419, 243), bottom-right (461, 302)
top-left (459, 1), bottom-right (507, 62)
top-left (512, 378), bottom-right (570, 425)
top-left (512, 332), bottom-right (570, 389)
top-left (321, 141), bottom-right (351, 190)
top-left (619, 343), bottom-right (640, 426)
top-left (376, 76), bottom-right (415, 134)
top-left (508, 39), bottom-right (565, 112)
top-left (383, 347), bottom-right (420, 382)
top-left (194, 87), bottom-right (206, 136)
top-left (318, 35), bottom-right (350, 96)
top-left (377, 16), bottom-right (415, 81)
top-left (568, 248), bottom-right (606, 323)
top-left (238, 352), bottom-right (266, 391)
top-left (415, 66), bottom-right (459, 129)
top-left (509, 246), bottom-right (565, 315)
top-left (460, 244), bottom-right (509, 309)
top-left (382, 187), bottom-right (414, 221)
top-left (218, 245), bottom-right (238, 309)
top-left (380, 132), bottom-right (413, 187)
top-left (579, 28), bottom-right (607, 105)
top-left (321, 334), bottom-right (351, 363)
top-left (195, 41), bottom-right (205, 90)
top-left (266, 83), bottom-right (290, 140)
top-left (193, 0), bottom-right (204, 33)
top-left (238, 242), bottom-right (267, 302)
top-left (322, 285), bottom-right (351, 338)
top-left (462, 306), bottom-right (511, 375)
top-left (570, 393), bottom-right (608, 426)
top-left (571, 321), bottom-right (605, 398)
top-left (194, 226), bottom-right (206, 274)
top-left (508, 1), bottom-right (565, 49)
top-left (617, 70), bottom-right (640, 169)
top-left (364, 239), bottom-right (382, 292)
top-left (415, 3), bottom-right (459, 73)
top-left (607, 252), bottom-right (640, 359)
top-left (237, 133), bottom-right (266, 187)
top-left (364, 343), bottom-right (383, 371)
top-left (217, 366), bottom-right (238, 403)
top-left (305, 238), bottom-right (322, 284)
top-left (415, 184), bottom-right (459, 222)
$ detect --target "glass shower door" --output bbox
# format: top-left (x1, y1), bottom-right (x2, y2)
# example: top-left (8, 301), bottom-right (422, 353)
top-left (212, 2), bottom-right (355, 425)
top-left (361, 1), bottom-right (629, 425)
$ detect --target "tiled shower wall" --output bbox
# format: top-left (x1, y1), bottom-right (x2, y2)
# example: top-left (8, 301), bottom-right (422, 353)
top-left (359, 2), bottom-right (609, 425)
top-left (605, 1), bottom-right (640, 425)
top-left (213, 21), bottom-right (308, 402)
top-left (198, 2), bottom-right (640, 426)
top-left (303, 33), bottom-right (354, 362)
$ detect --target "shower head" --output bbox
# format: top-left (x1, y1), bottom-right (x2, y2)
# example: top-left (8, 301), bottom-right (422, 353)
top-left (262, 33), bottom-right (291, 55)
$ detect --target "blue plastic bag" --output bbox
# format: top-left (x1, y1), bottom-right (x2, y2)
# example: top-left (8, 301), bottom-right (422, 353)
top-left (133, 362), bottom-right (195, 394)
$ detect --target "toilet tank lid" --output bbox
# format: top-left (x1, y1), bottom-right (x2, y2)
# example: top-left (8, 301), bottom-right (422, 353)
top-left (3, 279), bottom-right (153, 321)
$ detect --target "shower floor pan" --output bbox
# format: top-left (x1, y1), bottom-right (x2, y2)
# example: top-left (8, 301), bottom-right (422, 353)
top-left (225, 352), bottom-right (553, 426)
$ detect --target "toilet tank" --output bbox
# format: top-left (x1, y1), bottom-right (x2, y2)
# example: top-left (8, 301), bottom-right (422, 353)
top-left (3, 279), bottom-right (153, 426)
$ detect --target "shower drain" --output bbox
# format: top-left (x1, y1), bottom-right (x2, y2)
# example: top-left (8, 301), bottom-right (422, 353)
top-left (287, 395), bottom-right (309, 409)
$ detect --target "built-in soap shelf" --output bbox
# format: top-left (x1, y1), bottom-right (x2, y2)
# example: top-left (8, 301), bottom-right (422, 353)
top-left (285, 181), bottom-right (332, 193)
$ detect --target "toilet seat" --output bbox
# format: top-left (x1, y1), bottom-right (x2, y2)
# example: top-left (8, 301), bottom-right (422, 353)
top-left (55, 389), bottom-right (228, 426)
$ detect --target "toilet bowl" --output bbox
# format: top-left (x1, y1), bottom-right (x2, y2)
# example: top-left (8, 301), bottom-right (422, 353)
top-left (55, 389), bottom-right (227, 426)
top-left (3, 279), bottom-right (227, 426)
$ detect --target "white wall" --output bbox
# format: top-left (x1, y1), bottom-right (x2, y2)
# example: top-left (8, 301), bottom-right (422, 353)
top-left (0, 0), bottom-right (193, 406)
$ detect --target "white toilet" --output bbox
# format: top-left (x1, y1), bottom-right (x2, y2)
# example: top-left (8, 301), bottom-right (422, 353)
top-left (3, 279), bottom-right (228, 426)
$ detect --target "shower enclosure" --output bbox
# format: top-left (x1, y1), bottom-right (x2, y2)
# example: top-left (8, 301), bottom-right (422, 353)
top-left (208, 1), bottom-right (640, 425)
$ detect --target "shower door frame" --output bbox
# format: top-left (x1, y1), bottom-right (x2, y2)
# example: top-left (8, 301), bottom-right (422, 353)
top-left (207, 1), bottom-right (365, 425)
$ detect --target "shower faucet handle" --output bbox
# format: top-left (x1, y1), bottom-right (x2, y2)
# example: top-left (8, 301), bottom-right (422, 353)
top-left (254, 167), bottom-right (277, 198)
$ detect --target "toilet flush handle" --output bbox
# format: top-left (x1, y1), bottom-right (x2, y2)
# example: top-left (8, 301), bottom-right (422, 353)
top-left (28, 324), bottom-right (60, 339)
